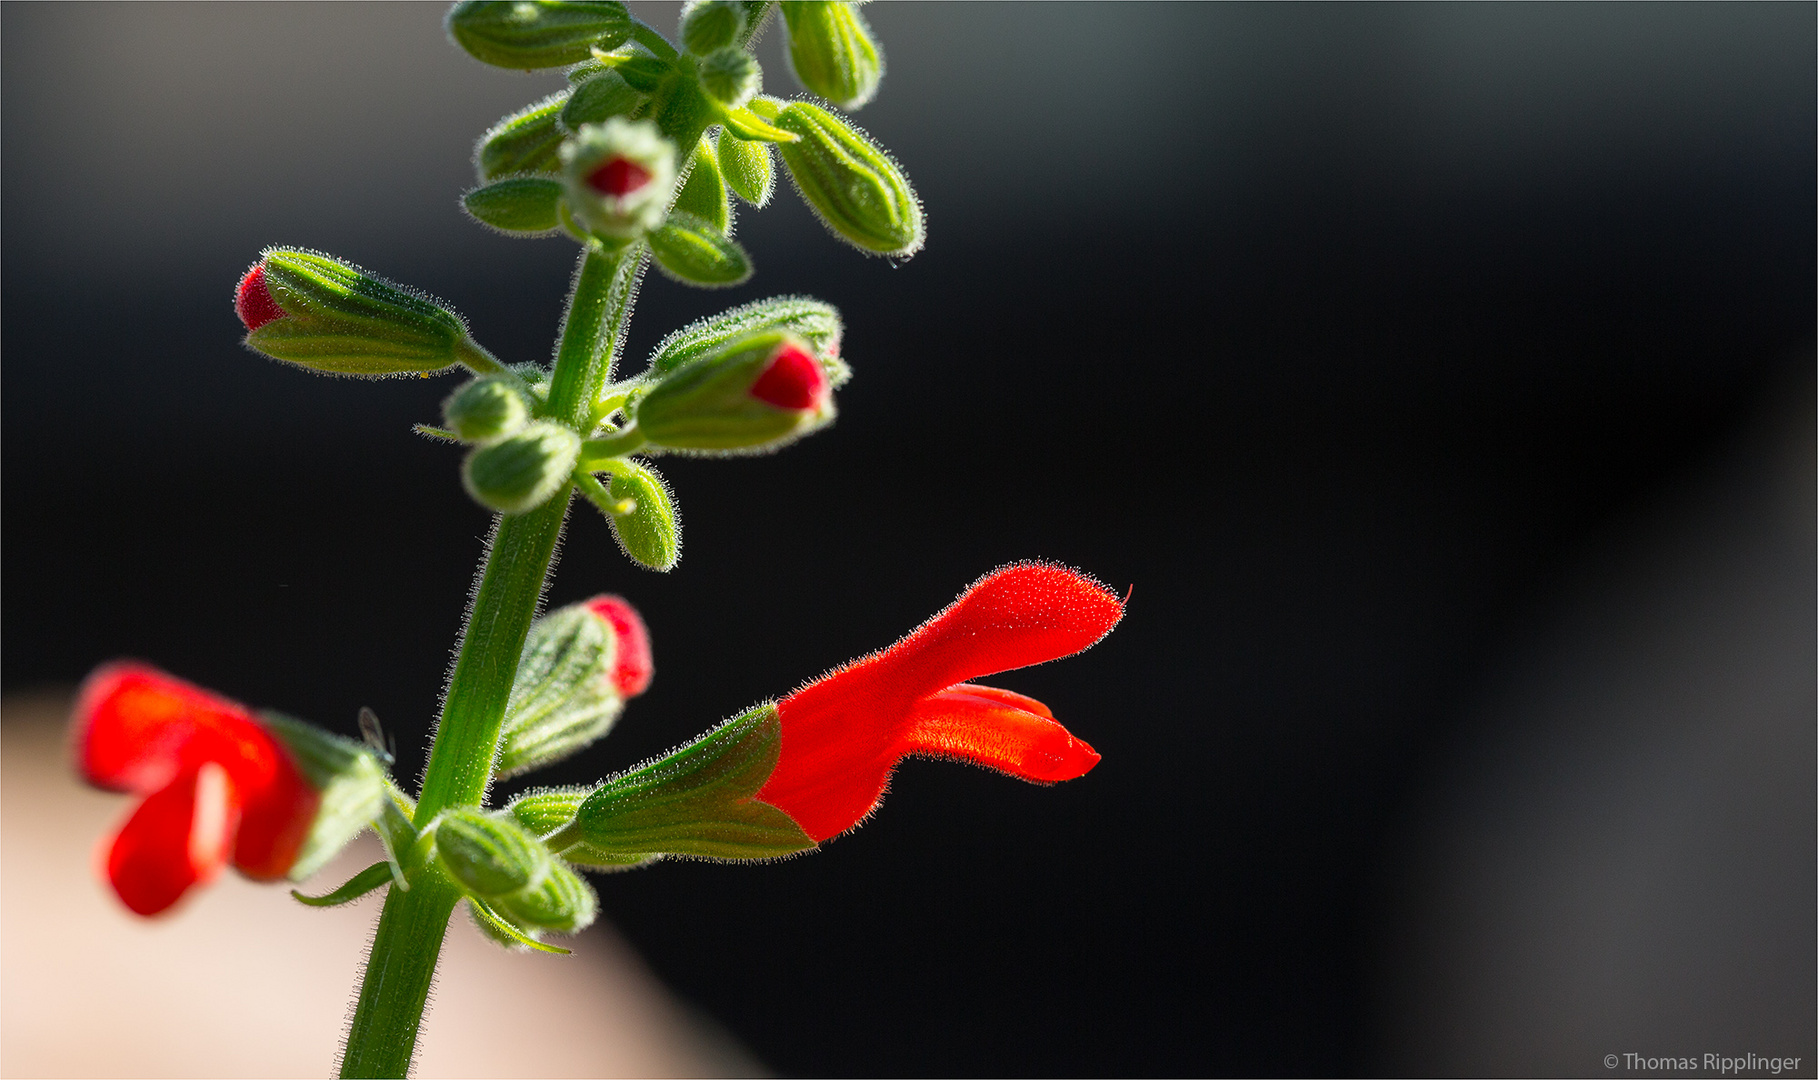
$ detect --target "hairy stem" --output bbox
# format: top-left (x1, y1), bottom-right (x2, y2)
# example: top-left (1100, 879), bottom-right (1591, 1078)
top-left (339, 244), bottom-right (644, 1078)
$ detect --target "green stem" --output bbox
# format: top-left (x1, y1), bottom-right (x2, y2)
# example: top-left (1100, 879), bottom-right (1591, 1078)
top-left (339, 244), bottom-right (644, 1078)
top-left (579, 426), bottom-right (648, 464)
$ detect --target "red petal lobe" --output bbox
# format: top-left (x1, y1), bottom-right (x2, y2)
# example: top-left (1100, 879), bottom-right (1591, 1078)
top-left (585, 595), bottom-right (654, 698)
top-left (748, 345), bottom-right (827, 411)
top-left (588, 156), bottom-right (652, 197)
top-left (235, 263), bottom-right (286, 331)
top-left (106, 765), bottom-right (241, 916)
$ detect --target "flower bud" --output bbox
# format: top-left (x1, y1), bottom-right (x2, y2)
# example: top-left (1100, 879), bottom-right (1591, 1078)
top-left (648, 296), bottom-right (845, 383)
top-left (435, 809), bottom-right (550, 897)
top-left (447, 0), bottom-right (631, 70)
top-left (593, 460), bottom-right (681, 572)
top-left (462, 421), bottom-right (581, 514)
top-left (649, 212), bottom-right (753, 287)
top-left (443, 377), bottom-right (532, 443)
top-left (766, 100), bottom-right (922, 256)
top-left (717, 132), bottom-right (775, 207)
top-left (560, 118), bottom-right (676, 239)
top-left (499, 858), bottom-right (596, 933)
top-left (463, 176), bottom-right (565, 235)
top-left (497, 595), bottom-right (653, 776)
top-left (633, 330), bottom-right (833, 453)
top-left (475, 93), bottom-right (569, 181)
top-left (696, 47), bottom-right (760, 109)
top-left (781, 1), bottom-right (883, 111)
top-left (680, 1), bottom-right (745, 54)
top-left (561, 69), bottom-right (643, 129)
top-left (236, 250), bottom-right (472, 377)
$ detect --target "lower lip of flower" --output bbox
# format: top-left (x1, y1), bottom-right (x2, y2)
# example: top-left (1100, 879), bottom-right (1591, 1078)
top-left (235, 264), bottom-right (286, 331)
top-left (588, 156), bottom-right (653, 198)
top-left (749, 346), bottom-right (827, 411)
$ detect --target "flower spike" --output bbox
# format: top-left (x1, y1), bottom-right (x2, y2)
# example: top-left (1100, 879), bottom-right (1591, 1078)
top-left (755, 562), bottom-right (1123, 841)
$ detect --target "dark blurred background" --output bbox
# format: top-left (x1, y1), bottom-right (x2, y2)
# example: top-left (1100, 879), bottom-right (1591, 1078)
top-left (4, 3), bottom-right (1812, 1076)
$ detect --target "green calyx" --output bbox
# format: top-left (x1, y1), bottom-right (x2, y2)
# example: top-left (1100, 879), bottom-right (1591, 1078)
top-left (476, 93), bottom-right (570, 181)
top-left (781, 1), bottom-right (883, 111)
top-left (464, 177), bottom-right (566, 236)
top-left (496, 601), bottom-right (631, 776)
top-left (516, 703), bottom-right (815, 866)
top-left (462, 421), bottom-right (582, 514)
top-left (247, 250), bottom-right (477, 377)
top-left (444, 377), bottom-right (533, 443)
top-left (717, 132), bottom-right (775, 206)
top-left (680, 0), bottom-right (745, 54)
top-left (448, 0), bottom-right (632, 70)
top-left (763, 99), bottom-right (922, 256)
top-left (646, 294), bottom-right (846, 381)
top-left (260, 711), bottom-right (393, 882)
top-left (649, 212), bottom-right (753, 286)
top-left (672, 138), bottom-right (733, 233)
top-left (696, 47), bottom-right (761, 109)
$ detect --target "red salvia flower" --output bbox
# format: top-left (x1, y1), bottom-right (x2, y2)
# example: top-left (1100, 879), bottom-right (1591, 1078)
top-left (755, 562), bottom-right (1124, 841)
top-left (73, 664), bottom-right (320, 915)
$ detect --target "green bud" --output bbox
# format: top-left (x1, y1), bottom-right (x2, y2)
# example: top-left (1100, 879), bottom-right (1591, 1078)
top-left (497, 601), bottom-right (632, 776)
top-left (463, 176), bottom-right (565, 235)
top-left (448, 0), bottom-right (632, 70)
top-left (443, 377), bottom-right (532, 443)
top-left (463, 421), bottom-right (581, 514)
top-left (634, 330), bottom-right (834, 453)
top-left (717, 132), bottom-right (775, 207)
top-left (765, 100), bottom-right (921, 256)
top-left (672, 139), bottom-right (731, 234)
top-left (498, 858), bottom-right (596, 933)
top-left (681, 1), bottom-right (745, 54)
top-left (434, 808), bottom-right (551, 898)
top-left (647, 295), bottom-right (845, 384)
top-left (560, 118), bottom-right (676, 239)
top-left (238, 250), bottom-right (472, 377)
top-left (781, 1), bottom-right (883, 111)
top-left (582, 459), bottom-right (681, 571)
top-left (475, 93), bottom-right (569, 181)
top-left (259, 712), bottom-right (390, 882)
top-left (561, 69), bottom-right (643, 129)
top-left (696, 47), bottom-right (761, 110)
top-left (565, 704), bottom-right (816, 861)
top-left (649, 212), bottom-right (753, 287)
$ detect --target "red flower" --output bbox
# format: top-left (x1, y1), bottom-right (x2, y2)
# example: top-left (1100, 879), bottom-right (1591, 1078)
top-left (73, 664), bottom-right (320, 915)
top-left (588, 156), bottom-right (653, 197)
top-left (747, 344), bottom-right (829, 411)
top-left (755, 562), bottom-right (1124, 841)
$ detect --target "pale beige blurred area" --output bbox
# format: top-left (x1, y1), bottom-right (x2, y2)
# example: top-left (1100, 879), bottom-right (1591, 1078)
top-left (1, 694), bottom-right (763, 1079)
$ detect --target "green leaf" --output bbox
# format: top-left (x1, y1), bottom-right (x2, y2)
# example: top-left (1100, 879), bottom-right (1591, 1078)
top-left (497, 602), bottom-right (628, 776)
top-left (565, 704), bottom-right (817, 861)
top-left (717, 131), bottom-right (775, 207)
top-left (291, 861), bottom-right (393, 907)
top-left (647, 295), bottom-right (845, 382)
top-left (463, 177), bottom-right (566, 235)
top-left (476, 93), bottom-right (570, 181)
top-left (448, 1), bottom-right (632, 70)
top-left (672, 139), bottom-right (731, 234)
top-left (648, 212), bottom-right (752, 287)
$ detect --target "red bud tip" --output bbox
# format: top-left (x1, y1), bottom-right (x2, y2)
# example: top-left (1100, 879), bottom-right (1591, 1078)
top-left (588, 156), bottom-right (653, 198)
top-left (585, 595), bottom-right (653, 698)
top-left (749, 345), bottom-right (828, 411)
top-left (235, 263), bottom-right (286, 331)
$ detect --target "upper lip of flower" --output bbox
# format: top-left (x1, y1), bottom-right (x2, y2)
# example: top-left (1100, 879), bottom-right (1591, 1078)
top-left (753, 562), bottom-right (1124, 842)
